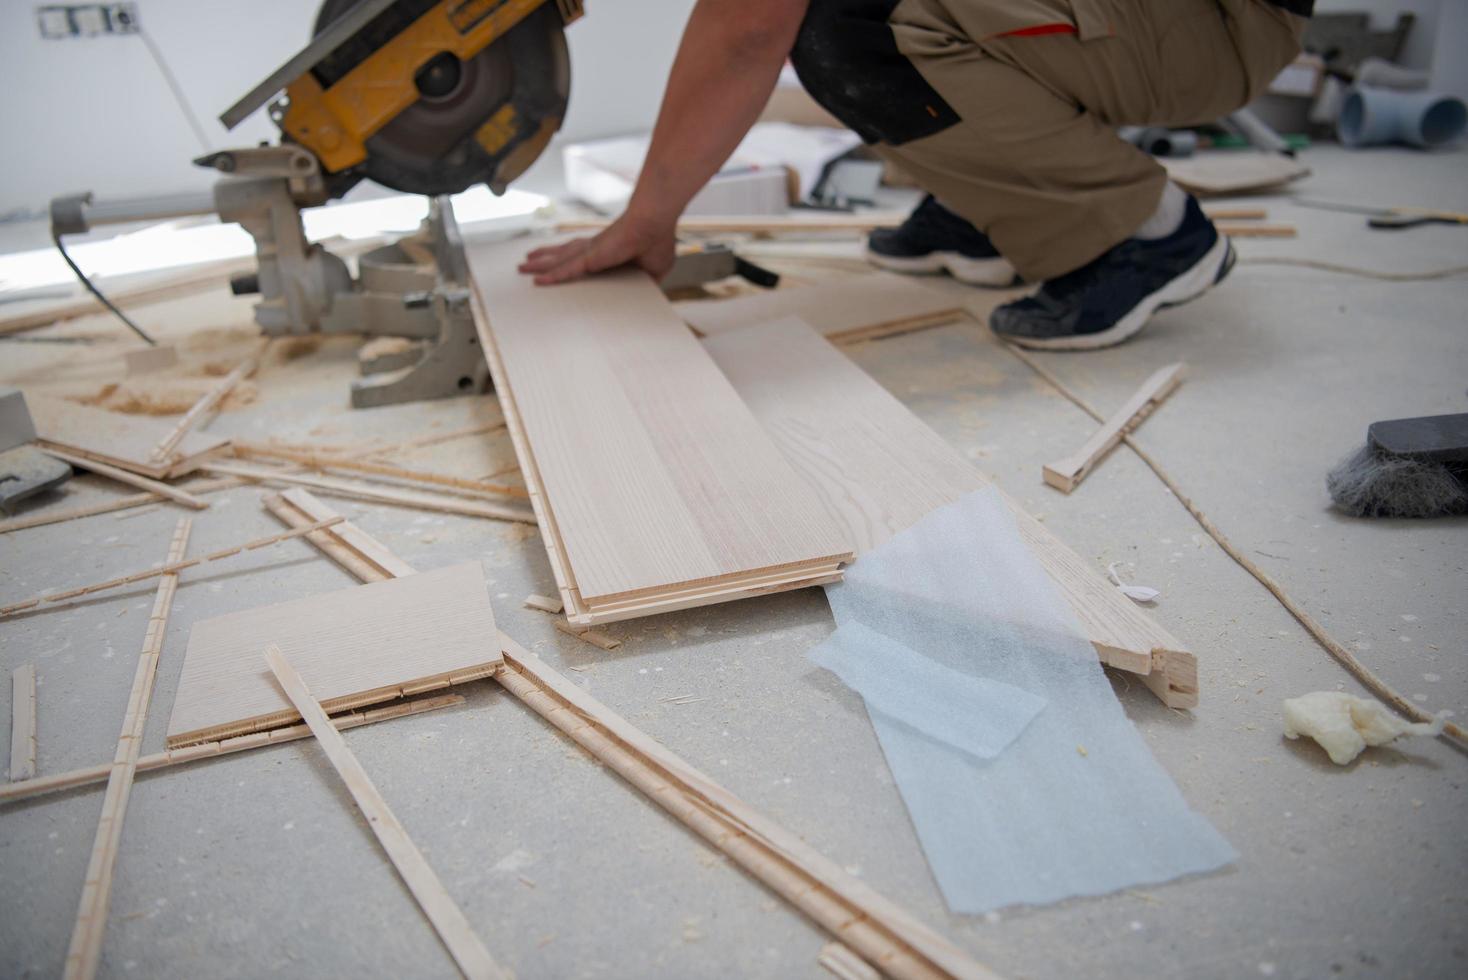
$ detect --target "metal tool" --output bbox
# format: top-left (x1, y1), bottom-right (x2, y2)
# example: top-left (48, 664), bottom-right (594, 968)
top-left (50, 0), bottom-right (582, 406)
top-left (0, 388), bottom-right (71, 514)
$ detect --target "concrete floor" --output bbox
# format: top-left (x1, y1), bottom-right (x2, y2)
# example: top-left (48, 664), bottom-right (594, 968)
top-left (1, 144), bottom-right (1465, 979)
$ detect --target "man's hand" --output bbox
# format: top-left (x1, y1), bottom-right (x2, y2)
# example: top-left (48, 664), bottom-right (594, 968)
top-left (518, 0), bottom-right (809, 286)
top-left (518, 213), bottom-right (677, 286)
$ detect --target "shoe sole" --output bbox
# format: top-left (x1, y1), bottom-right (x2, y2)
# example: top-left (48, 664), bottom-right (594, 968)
top-left (865, 248), bottom-right (1020, 288)
top-left (1004, 234), bottom-right (1236, 352)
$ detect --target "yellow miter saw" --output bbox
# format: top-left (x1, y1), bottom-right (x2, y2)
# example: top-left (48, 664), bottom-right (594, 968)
top-left (52, 0), bottom-right (582, 407)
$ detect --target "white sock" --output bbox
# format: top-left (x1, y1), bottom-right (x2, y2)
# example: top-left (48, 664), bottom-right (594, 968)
top-left (1133, 180), bottom-right (1187, 240)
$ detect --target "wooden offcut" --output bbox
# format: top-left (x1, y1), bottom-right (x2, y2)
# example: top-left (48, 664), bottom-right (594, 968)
top-left (1163, 152), bottom-right (1311, 196)
top-left (166, 561), bottom-right (502, 748)
top-left (40, 448), bottom-right (210, 510)
top-left (9, 664), bottom-right (37, 781)
top-left (64, 518), bottom-right (192, 980)
top-left (465, 235), bottom-right (852, 625)
top-left (265, 647), bottom-right (508, 980)
top-left (27, 394), bottom-right (230, 478)
top-left (675, 272), bottom-right (966, 343)
top-left (1043, 363), bottom-right (1185, 493)
top-left (704, 317), bottom-right (1197, 708)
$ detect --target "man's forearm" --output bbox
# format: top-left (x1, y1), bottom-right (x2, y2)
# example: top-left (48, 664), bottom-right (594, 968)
top-left (626, 0), bottom-right (810, 228)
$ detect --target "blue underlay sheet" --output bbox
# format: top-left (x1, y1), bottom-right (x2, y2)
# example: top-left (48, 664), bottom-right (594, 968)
top-left (815, 487), bottom-right (1236, 913)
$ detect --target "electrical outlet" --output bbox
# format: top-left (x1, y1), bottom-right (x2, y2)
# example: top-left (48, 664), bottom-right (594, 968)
top-left (35, 3), bottom-right (139, 39)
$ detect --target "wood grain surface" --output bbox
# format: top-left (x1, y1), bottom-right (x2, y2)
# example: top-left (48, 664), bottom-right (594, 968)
top-left (166, 561), bottom-right (501, 747)
top-left (704, 316), bottom-right (1197, 707)
top-left (464, 235), bottom-right (852, 610)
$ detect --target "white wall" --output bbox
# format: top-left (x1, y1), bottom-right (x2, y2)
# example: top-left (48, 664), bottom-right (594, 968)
top-left (1314, 0), bottom-right (1444, 71)
top-left (0, 0), bottom-right (696, 218)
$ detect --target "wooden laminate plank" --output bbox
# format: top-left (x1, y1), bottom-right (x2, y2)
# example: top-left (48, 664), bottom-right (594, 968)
top-left (10, 665), bottom-right (37, 780)
top-left (28, 394), bottom-right (230, 478)
top-left (1043, 363), bottom-right (1185, 493)
top-left (264, 647), bottom-right (508, 980)
top-left (64, 518), bottom-right (192, 980)
top-left (166, 561), bottom-right (501, 748)
top-left (703, 316), bottom-right (1197, 708)
top-left (464, 235), bottom-right (852, 614)
top-left (1162, 152), bottom-right (1311, 196)
top-left (675, 272), bottom-right (965, 342)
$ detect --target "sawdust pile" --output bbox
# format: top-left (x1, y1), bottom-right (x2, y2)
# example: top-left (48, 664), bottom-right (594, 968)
top-left (274, 336), bottom-right (324, 362)
top-left (75, 379), bottom-right (259, 415)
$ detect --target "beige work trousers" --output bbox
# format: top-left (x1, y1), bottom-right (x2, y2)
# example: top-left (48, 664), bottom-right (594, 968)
top-left (881, 0), bottom-right (1305, 279)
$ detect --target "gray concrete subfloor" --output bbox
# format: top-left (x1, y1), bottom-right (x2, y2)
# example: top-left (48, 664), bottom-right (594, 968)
top-left (1, 144), bottom-right (1465, 979)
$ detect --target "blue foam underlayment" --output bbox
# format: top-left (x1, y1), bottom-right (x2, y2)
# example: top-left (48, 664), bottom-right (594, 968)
top-left (815, 486), bottom-right (1236, 914)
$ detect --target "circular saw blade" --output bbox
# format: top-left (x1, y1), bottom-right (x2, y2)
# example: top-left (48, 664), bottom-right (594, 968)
top-left (306, 0), bottom-right (570, 197)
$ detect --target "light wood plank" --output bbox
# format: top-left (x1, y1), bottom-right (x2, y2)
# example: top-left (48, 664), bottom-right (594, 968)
top-left (28, 394), bottom-right (230, 478)
top-left (703, 316), bottom-right (1197, 708)
top-left (1043, 363), bottom-right (1185, 493)
top-left (9, 665), bottom-right (37, 780)
top-left (1162, 152), bottom-right (1311, 196)
top-left (0, 694), bottom-right (464, 805)
top-left (464, 235), bottom-right (852, 618)
top-left (166, 561), bottom-right (501, 747)
top-left (41, 448), bottom-right (209, 510)
top-left (820, 942), bottom-right (884, 980)
top-left (264, 646), bottom-right (508, 980)
top-left (64, 518), bottom-right (192, 980)
top-left (205, 461), bottom-right (535, 524)
top-left (675, 272), bottom-right (965, 343)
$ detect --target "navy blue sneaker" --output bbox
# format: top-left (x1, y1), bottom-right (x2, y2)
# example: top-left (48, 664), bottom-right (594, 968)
top-left (866, 195), bottom-right (1019, 287)
top-left (991, 195), bottom-right (1234, 350)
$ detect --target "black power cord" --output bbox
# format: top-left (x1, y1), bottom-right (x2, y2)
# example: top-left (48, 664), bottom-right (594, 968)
top-left (50, 231), bottom-right (158, 346)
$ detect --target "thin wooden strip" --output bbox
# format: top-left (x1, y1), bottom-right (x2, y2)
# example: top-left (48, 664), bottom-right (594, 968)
top-left (1043, 363), bottom-right (1186, 493)
top-left (1216, 223), bottom-right (1296, 238)
top-left (0, 477), bottom-right (247, 535)
top-left (821, 942), bottom-right (884, 980)
top-left (0, 517), bottom-right (343, 618)
top-left (233, 442), bottom-right (529, 499)
top-left (675, 272), bottom-right (965, 342)
top-left (204, 461), bottom-right (536, 524)
top-left (150, 350), bottom-right (261, 463)
top-left (257, 491), bottom-right (990, 979)
top-left (498, 635), bottom-right (997, 980)
top-left (0, 694), bottom-right (463, 805)
top-left (523, 593), bottom-right (563, 614)
top-left (268, 489), bottom-right (417, 579)
top-left (555, 213), bottom-right (908, 235)
top-left (41, 448), bottom-right (208, 510)
top-left (264, 646), bottom-right (508, 980)
top-left (703, 317), bottom-right (1196, 708)
top-left (363, 420), bottom-right (508, 457)
top-left (9, 665), bottom-right (37, 781)
top-left (63, 517), bottom-right (192, 980)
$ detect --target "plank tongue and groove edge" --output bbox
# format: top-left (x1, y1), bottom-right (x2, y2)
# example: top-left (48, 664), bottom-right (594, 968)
top-left (165, 561), bottom-right (502, 747)
top-left (27, 393), bottom-right (231, 479)
top-left (674, 271), bottom-right (969, 344)
top-left (703, 316), bottom-right (1198, 708)
top-left (463, 234), bottom-right (853, 625)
